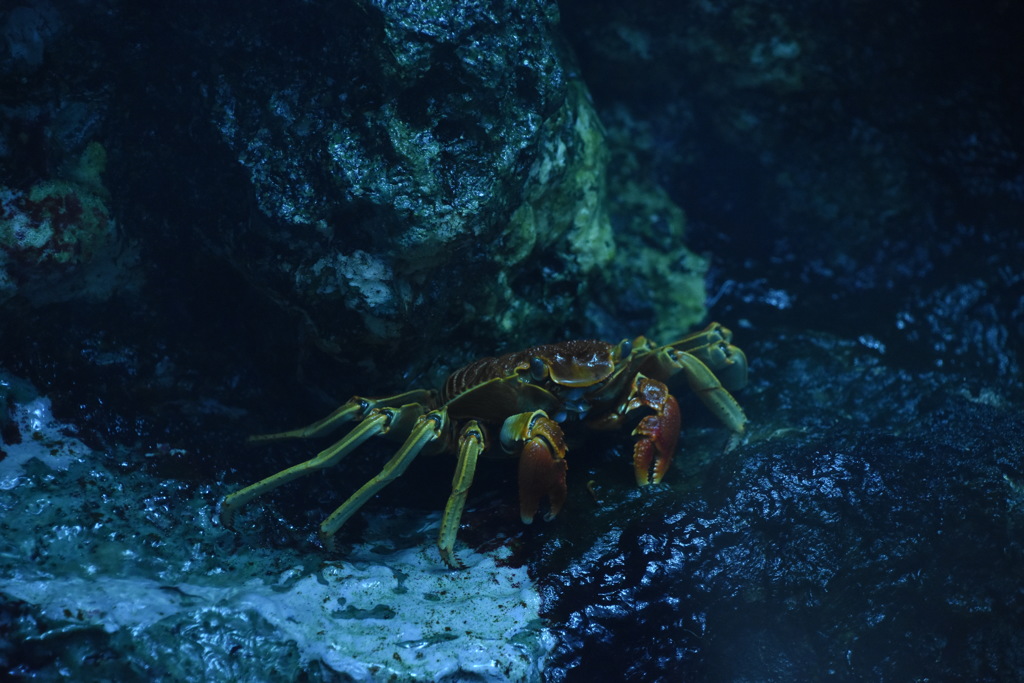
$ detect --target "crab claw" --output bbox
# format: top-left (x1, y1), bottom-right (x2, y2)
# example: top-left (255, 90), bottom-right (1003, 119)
top-left (627, 377), bottom-right (681, 485)
top-left (518, 438), bottom-right (568, 523)
top-left (502, 411), bottom-right (568, 523)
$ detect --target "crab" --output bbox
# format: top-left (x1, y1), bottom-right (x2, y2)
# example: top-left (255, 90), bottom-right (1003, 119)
top-left (220, 322), bottom-right (748, 568)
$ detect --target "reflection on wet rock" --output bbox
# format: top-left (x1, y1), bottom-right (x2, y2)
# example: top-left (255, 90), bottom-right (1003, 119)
top-left (540, 333), bottom-right (1024, 682)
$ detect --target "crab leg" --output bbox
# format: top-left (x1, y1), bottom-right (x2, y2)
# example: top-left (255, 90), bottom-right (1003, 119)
top-left (248, 390), bottom-right (437, 442)
top-left (630, 324), bottom-right (746, 385)
top-left (624, 376), bottom-right (681, 485)
top-left (670, 352), bottom-right (747, 434)
top-left (638, 337), bottom-right (747, 435)
top-left (318, 409), bottom-right (449, 548)
top-left (437, 421), bottom-right (487, 569)
top-left (220, 402), bottom-right (427, 529)
top-left (500, 411), bottom-right (568, 524)
top-left (674, 323), bottom-right (749, 392)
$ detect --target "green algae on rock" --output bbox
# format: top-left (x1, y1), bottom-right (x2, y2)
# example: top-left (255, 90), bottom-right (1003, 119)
top-left (495, 79), bottom-right (708, 345)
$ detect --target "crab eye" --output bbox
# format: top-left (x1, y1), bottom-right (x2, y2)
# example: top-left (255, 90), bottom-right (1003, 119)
top-left (530, 357), bottom-right (546, 380)
top-left (619, 339), bottom-right (633, 358)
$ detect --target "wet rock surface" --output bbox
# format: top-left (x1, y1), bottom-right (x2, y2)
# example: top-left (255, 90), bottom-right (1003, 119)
top-left (537, 323), bottom-right (1023, 681)
top-left (0, 394), bottom-right (553, 681)
top-left (529, 3), bottom-right (1024, 675)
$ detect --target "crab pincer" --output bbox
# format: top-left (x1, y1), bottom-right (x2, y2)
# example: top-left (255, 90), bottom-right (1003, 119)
top-left (500, 410), bottom-right (569, 523)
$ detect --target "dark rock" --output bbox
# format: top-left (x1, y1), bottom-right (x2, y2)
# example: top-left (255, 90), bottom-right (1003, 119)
top-left (539, 330), bottom-right (1024, 682)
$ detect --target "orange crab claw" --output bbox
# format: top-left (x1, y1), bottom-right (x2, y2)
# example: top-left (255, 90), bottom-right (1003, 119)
top-left (502, 411), bottom-right (568, 523)
top-left (628, 377), bottom-right (681, 485)
top-left (518, 438), bottom-right (568, 523)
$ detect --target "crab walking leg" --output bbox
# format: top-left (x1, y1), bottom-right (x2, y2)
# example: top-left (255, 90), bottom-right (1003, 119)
top-left (437, 421), bottom-right (487, 569)
top-left (639, 344), bottom-right (747, 435)
top-left (501, 411), bottom-right (568, 524)
top-left (624, 376), bottom-right (682, 485)
top-left (248, 390), bottom-right (437, 442)
top-left (673, 321), bottom-right (734, 354)
top-left (220, 404), bottom-right (425, 528)
top-left (675, 324), bottom-right (749, 392)
top-left (318, 409), bottom-right (449, 548)
top-left (644, 323), bottom-right (748, 394)
top-left (672, 352), bottom-right (747, 434)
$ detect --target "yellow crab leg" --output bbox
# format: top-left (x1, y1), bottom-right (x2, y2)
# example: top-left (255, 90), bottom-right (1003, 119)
top-left (674, 321), bottom-right (732, 351)
top-left (671, 352), bottom-right (747, 434)
top-left (248, 390), bottom-right (436, 442)
top-left (437, 420), bottom-right (487, 569)
top-left (670, 323), bottom-right (748, 391)
top-left (220, 403), bottom-right (425, 529)
top-left (318, 409), bottom-right (449, 548)
top-left (635, 325), bottom-right (748, 434)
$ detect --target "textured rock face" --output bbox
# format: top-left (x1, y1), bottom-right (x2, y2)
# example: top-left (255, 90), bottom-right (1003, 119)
top-left (0, 0), bottom-right (709, 427)
top-left (204, 0), bottom-right (709, 370)
top-left (212, 0), bottom-right (572, 349)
